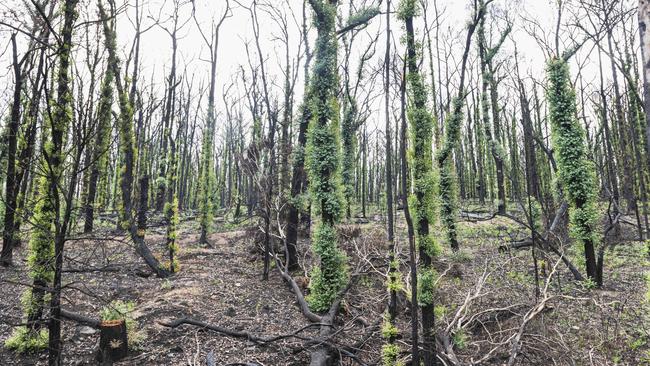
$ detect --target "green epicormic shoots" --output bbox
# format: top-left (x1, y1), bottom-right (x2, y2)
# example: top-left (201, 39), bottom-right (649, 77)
top-left (546, 57), bottom-right (600, 282)
top-left (305, 0), bottom-right (348, 313)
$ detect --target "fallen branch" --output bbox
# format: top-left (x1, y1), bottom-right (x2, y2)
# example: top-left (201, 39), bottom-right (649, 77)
top-left (437, 265), bottom-right (492, 365)
top-left (159, 317), bottom-right (323, 346)
top-left (500, 202), bottom-right (584, 281)
top-left (278, 268), bottom-right (322, 323)
top-left (60, 309), bottom-right (101, 328)
top-left (62, 264), bottom-right (127, 273)
top-left (506, 259), bottom-right (561, 366)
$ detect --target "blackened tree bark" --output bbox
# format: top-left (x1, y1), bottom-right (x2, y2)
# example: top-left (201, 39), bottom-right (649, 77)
top-left (285, 0), bottom-right (312, 271)
top-left (195, 0), bottom-right (230, 245)
top-left (155, 2), bottom-right (183, 212)
top-left (477, 5), bottom-right (511, 215)
top-left (400, 1), bottom-right (438, 363)
top-left (517, 77), bottom-right (541, 202)
top-left (399, 52), bottom-right (419, 366)
top-left (83, 63), bottom-right (113, 233)
top-left (381, 0), bottom-right (400, 362)
top-left (99, 0), bottom-right (171, 278)
top-left (1, 34), bottom-right (25, 266)
top-left (640, 0), bottom-right (650, 172)
top-left (606, 26), bottom-right (636, 214)
top-left (47, 0), bottom-right (81, 363)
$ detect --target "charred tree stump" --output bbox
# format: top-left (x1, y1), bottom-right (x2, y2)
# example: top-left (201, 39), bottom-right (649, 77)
top-left (96, 320), bottom-right (128, 365)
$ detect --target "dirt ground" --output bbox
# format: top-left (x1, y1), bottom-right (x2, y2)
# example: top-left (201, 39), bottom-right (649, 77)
top-left (0, 217), bottom-right (385, 366)
top-left (1, 211), bottom-right (649, 365)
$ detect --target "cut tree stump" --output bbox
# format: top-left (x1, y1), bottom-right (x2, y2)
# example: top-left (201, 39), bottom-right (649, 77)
top-left (96, 319), bottom-right (128, 365)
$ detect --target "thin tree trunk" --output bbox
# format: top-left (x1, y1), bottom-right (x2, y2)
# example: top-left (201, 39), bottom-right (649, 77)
top-left (399, 55), bottom-right (419, 365)
top-left (1, 35), bottom-right (23, 266)
top-left (641, 0), bottom-right (650, 172)
top-left (48, 1), bottom-right (80, 363)
top-left (384, 0), bottom-right (398, 358)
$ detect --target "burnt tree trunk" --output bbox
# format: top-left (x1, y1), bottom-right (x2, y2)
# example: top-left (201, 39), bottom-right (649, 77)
top-left (641, 0), bottom-right (650, 172)
top-left (1, 35), bottom-right (23, 266)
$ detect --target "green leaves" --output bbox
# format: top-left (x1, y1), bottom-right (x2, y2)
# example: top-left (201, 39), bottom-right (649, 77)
top-left (417, 267), bottom-right (438, 306)
top-left (4, 327), bottom-right (48, 353)
top-left (100, 300), bottom-right (146, 350)
top-left (381, 316), bottom-right (400, 339)
top-left (307, 121), bottom-right (343, 220)
top-left (397, 0), bottom-right (420, 21)
top-left (381, 343), bottom-right (403, 366)
top-left (546, 58), bottom-right (600, 281)
top-left (305, 0), bottom-right (348, 313)
top-left (199, 103), bottom-right (217, 241)
top-left (341, 98), bottom-right (358, 216)
top-left (26, 176), bottom-right (56, 285)
top-left (307, 223), bottom-right (348, 312)
top-left (439, 157), bottom-right (459, 246)
top-left (436, 97), bottom-right (465, 249)
top-left (341, 6), bottom-right (380, 34)
top-left (381, 309), bottom-right (404, 365)
top-left (166, 197), bottom-right (180, 273)
top-left (546, 58), bottom-right (599, 246)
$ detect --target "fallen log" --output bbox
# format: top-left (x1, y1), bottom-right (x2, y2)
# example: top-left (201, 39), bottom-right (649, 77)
top-left (460, 210), bottom-right (497, 222)
top-left (159, 317), bottom-right (322, 346)
top-left (60, 309), bottom-right (101, 328)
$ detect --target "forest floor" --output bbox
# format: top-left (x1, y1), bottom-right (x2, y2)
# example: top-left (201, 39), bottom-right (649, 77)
top-left (1, 207), bottom-right (650, 365)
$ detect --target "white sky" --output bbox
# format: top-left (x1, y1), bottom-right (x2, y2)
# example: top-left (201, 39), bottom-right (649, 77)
top-left (0, 0), bottom-right (639, 145)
